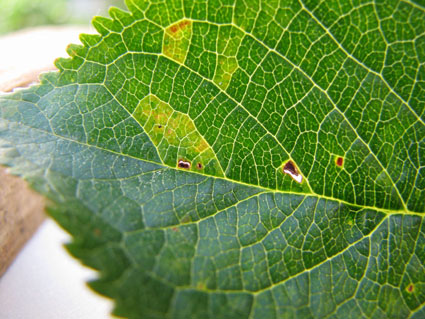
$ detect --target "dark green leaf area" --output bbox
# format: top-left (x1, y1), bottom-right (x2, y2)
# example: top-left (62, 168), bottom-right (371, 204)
top-left (1, 110), bottom-right (424, 318)
top-left (99, 213), bottom-right (425, 319)
top-left (1, 0), bottom-right (425, 318)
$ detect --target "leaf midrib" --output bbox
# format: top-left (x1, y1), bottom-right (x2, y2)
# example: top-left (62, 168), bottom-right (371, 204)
top-left (0, 113), bottom-right (421, 217)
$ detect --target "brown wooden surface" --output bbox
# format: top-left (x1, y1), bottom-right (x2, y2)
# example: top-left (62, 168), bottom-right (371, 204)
top-left (0, 25), bottom-right (91, 276)
top-left (0, 168), bottom-right (45, 276)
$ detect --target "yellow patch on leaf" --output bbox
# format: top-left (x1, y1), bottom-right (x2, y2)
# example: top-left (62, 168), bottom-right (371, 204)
top-left (163, 20), bottom-right (192, 63)
top-left (133, 95), bottom-right (223, 177)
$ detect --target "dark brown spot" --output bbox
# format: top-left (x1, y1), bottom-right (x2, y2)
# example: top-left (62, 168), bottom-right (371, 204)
top-left (170, 25), bottom-right (178, 33)
top-left (407, 284), bottom-right (414, 293)
top-left (158, 125), bottom-right (162, 128)
top-left (283, 160), bottom-right (303, 183)
top-left (197, 163), bottom-right (203, 169)
top-left (284, 161), bottom-right (297, 175)
top-left (336, 156), bottom-right (344, 167)
top-left (178, 159), bottom-right (191, 169)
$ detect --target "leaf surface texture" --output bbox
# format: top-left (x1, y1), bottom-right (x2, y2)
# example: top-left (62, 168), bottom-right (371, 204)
top-left (0, 0), bottom-right (424, 318)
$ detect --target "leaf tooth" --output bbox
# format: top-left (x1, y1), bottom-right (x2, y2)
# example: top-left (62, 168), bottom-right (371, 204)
top-left (38, 72), bottom-right (58, 86)
top-left (108, 7), bottom-right (133, 26)
top-left (54, 56), bottom-right (83, 72)
top-left (92, 16), bottom-right (116, 35)
top-left (124, 0), bottom-right (146, 19)
top-left (54, 57), bottom-right (68, 71)
top-left (66, 44), bottom-right (85, 58)
top-left (99, 15), bottom-right (123, 33)
top-left (54, 58), bottom-right (71, 71)
top-left (51, 32), bottom-right (101, 75)
top-left (79, 33), bottom-right (101, 47)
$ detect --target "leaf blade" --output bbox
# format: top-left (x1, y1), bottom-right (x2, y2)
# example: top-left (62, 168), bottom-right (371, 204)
top-left (1, 0), bottom-right (425, 318)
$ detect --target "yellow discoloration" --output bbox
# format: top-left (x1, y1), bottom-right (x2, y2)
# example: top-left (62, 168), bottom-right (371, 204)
top-left (195, 139), bottom-right (209, 153)
top-left (163, 20), bottom-right (192, 63)
top-left (213, 55), bottom-right (238, 90)
top-left (213, 26), bottom-right (244, 90)
top-left (134, 95), bottom-right (223, 177)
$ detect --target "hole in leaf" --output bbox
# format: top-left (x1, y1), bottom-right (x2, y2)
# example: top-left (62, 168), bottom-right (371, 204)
top-left (336, 156), bottom-right (344, 167)
top-left (178, 159), bottom-right (191, 169)
top-left (283, 160), bottom-right (302, 183)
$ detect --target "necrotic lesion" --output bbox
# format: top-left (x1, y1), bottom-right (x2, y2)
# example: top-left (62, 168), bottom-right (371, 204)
top-left (178, 159), bottom-right (191, 169)
top-left (283, 160), bottom-right (302, 183)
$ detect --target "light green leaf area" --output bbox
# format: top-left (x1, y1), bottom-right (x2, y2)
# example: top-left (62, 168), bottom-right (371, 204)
top-left (1, 0), bottom-right (425, 318)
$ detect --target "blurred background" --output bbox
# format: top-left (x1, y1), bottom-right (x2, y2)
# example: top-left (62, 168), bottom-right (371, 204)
top-left (0, 0), bottom-right (125, 35)
top-left (0, 1), bottom-right (129, 318)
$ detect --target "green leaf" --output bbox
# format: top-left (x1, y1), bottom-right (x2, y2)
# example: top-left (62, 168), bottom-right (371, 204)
top-left (1, 0), bottom-right (425, 318)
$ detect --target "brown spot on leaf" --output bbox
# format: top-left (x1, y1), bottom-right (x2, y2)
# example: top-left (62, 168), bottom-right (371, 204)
top-left (336, 156), bottom-right (344, 167)
top-left (407, 284), bottom-right (415, 293)
top-left (170, 20), bottom-right (190, 33)
top-left (179, 20), bottom-right (190, 30)
top-left (197, 163), bottom-right (203, 169)
top-left (284, 161), bottom-right (296, 174)
top-left (172, 227), bottom-right (179, 232)
top-left (178, 159), bottom-right (191, 169)
top-left (283, 160), bottom-right (303, 183)
top-left (158, 124), bottom-right (162, 128)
